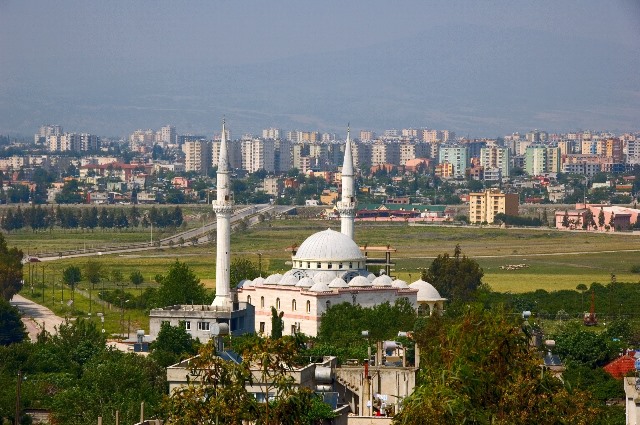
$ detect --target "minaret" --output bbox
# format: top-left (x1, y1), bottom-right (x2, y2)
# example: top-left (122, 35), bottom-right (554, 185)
top-left (212, 119), bottom-right (233, 308)
top-left (337, 126), bottom-right (356, 240)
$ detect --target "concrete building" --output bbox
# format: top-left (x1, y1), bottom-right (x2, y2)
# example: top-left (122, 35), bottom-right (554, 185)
top-left (468, 190), bottom-right (519, 224)
top-left (242, 138), bottom-right (276, 173)
top-left (158, 125), bottom-right (177, 146)
top-left (262, 127), bottom-right (282, 140)
top-left (399, 142), bottom-right (429, 166)
top-left (525, 145), bottom-right (561, 176)
top-left (438, 145), bottom-right (468, 178)
top-left (371, 141), bottom-right (400, 167)
top-left (182, 140), bottom-right (212, 174)
top-left (480, 146), bottom-right (510, 178)
top-left (35, 125), bottom-right (62, 145)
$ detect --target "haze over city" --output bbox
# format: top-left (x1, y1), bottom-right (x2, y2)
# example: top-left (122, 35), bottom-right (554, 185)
top-left (1, 0), bottom-right (639, 137)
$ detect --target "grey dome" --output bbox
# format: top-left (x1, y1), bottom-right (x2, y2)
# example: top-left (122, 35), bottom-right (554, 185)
top-left (295, 277), bottom-right (315, 288)
top-left (349, 276), bottom-right (371, 287)
top-left (391, 279), bottom-right (409, 289)
top-left (372, 274), bottom-right (393, 287)
top-left (313, 271), bottom-right (334, 284)
top-left (328, 277), bottom-right (348, 288)
top-left (264, 273), bottom-right (283, 284)
top-left (293, 228), bottom-right (365, 262)
top-left (280, 275), bottom-right (299, 286)
top-left (252, 276), bottom-right (265, 286)
top-left (409, 279), bottom-right (445, 302)
top-left (309, 281), bottom-right (332, 292)
top-left (367, 273), bottom-right (376, 282)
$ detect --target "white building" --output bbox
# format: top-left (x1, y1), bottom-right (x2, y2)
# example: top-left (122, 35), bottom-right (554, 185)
top-left (182, 140), bottom-right (212, 174)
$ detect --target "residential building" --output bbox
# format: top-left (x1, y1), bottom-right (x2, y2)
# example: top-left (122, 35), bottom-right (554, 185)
top-left (242, 138), bottom-right (276, 173)
top-left (182, 140), bottom-right (212, 174)
top-left (371, 141), bottom-right (400, 167)
top-left (157, 125), bottom-right (176, 146)
top-left (480, 146), bottom-right (510, 178)
top-left (468, 190), bottom-right (519, 224)
top-left (35, 125), bottom-right (62, 145)
top-left (262, 128), bottom-right (282, 140)
top-left (525, 145), bottom-right (560, 176)
top-left (438, 145), bottom-right (468, 178)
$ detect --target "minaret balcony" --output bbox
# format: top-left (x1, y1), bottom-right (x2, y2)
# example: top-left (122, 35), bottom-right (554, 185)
top-left (212, 201), bottom-right (234, 215)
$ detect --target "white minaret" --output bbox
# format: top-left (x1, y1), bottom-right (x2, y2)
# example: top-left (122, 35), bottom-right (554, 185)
top-left (212, 119), bottom-right (234, 308)
top-left (337, 126), bottom-right (356, 240)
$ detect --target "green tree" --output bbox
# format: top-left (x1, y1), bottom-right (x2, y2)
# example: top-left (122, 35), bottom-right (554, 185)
top-left (149, 322), bottom-right (199, 367)
top-left (129, 270), bottom-right (144, 287)
top-left (0, 298), bottom-right (26, 345)
top-left (576, 283), bottom-right (588, 312)
top-left (598, 207), bottom-right (605, 229)
top-left (562, 210), bottom-right (569, 228)
top-left (271, 306), bottom-right (284, 339)
top-left (230, 257), bottom-right (260, 287)
top-left (395, 306), bottom-right (601, 424)
top-left (0, 233), bottom-right (23, 301)
top-left (84, 259), bottom-right (102, 287)
top-left (422, 244), bottom-right (484, 302)
top-left (554, 324), bottom-right (617, 368)
top-left (62, 266), bottom-right (82, 301)
top-left (154, 260), bottom-right (208, 307)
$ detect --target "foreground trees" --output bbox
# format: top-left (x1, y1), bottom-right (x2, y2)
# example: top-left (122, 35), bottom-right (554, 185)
top-left (164, 336), bottom-right (336, 425)
top-left (394, 307), bottom-right (601, 424)
top-left (421, 244), bottom-right (484, 302)
top-left (0, 234), bottom-right (23, 301)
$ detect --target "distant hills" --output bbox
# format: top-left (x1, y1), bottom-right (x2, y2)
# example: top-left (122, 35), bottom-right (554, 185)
top-left (1, 24), bottom-right (638, 137)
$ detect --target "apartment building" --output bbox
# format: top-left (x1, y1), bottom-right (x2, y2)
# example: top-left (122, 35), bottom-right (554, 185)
top-left (359, 130), bottom-right (375, 141)
top-left (468, 190), bottom-right (519, 224)
top-left (480, 146), bottom-right (510, 178)
top-left (262, 128), bottom-right (282, 140)
top-left (182, 140), bottom-right (212, 174)
top-left (399, 142), bottom-right (429, 166)
top-left (438, 145), bottom-right (468, 178)
top-left (242, 138), bottom-right (276, 173)
top-left (35, 125), bottom-right (62, 145)
top-left (157, 125), bottom-right (176, 146)
top-left (212, 139), bottom-right (242, 170)
top-left (524, 145), bottom-right (560, 176)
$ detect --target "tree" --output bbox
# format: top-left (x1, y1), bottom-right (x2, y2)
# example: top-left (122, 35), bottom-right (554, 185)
top-left (0, 234), bottom-right (23, 301)
top-left (129, 270), bottom-right (144, 287)
top-left (230, 257), bottom-right (260, 287)
top-left (598, 207), bottom-right (605, 229)
top-left (149, 322), bottom-right (199, 367)
top-left (84, 260), bottom-right (102, 287)
top-left (62, 266), bottom-right (82, 301)
top-left (562, 210), bottom-right (569, 228)
top-left (271, 306), bottom-right (284, 339)
top-left (554, 324), bottom-right (618, 368)
top-left (576, 283), bottom-right (588, 312)
top-left (0, 298), bottom-right (26, 345)
top-left (395, 306), bottom-right (601, 424)
top-left (422, 244), bottom-right (484, 302)
top-left (154, 260), bottom-right (208, 307)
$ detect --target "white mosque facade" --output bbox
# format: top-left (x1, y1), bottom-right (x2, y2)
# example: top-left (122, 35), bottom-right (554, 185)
top-left (149, 123), bottom-right (446, 342)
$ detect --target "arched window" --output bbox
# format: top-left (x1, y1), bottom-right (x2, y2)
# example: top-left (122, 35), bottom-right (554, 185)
top-left (316, 262), bottom-right (321, 268)
top-left (292, 299), bottom-right (297, 311)
top-left (276, 298), bottom-right (281, 310)
top-left (326, 300), bottom-right (331, 310)
top-left (260, 296), bottom-right (265, 308)
top-left (247, 295), bottom-right (251, 304)
top-left (349, 262), bottom-right (353, 268)
top-left (306, 300), bottom-right (311, 313)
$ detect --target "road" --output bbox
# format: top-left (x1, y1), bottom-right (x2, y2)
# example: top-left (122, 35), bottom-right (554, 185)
top-left (32, 204), bottom-right (295, 262)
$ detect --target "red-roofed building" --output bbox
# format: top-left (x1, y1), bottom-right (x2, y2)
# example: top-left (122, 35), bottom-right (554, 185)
top-left (604, 352), bottom-right (636, 379)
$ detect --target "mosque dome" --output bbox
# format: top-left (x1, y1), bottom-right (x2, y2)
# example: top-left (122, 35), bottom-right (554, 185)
top-left (313, 271), bottom-right (334, 284)
top-left (264, 273), bottom-right (283, 284)
top-left (252, 276), bottom-right (265, 286)
top-left (372, 274), bottom-right (393, 287)
top-left (366, 273), bottom-right (376, 282)
top-left (349, 276), bottom-right (371, 287)
top-left (391, 279), bottom-right (409, 289)
top-left (237, 279), bottom-right (252, 288)
top-left (293, 229), bottom-right (365, 262)
top-left (295, 277), bottom-right (315, 288)
top-left (328, 277), bottom-right (348, 288)
top-left (280, 275), bottom-right (299, 286)
top-left (409, 279), bottom-right (445, 302)
top-left (309, 281), bottom-right (332, 292)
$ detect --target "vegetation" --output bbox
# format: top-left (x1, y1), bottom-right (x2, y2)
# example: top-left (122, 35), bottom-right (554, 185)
top-left (421, 244), bottom-right (484, 302)
top-left (0, 233), bottom-right (23, 300)
top-left (154, 260), bottom-right (210, 307)
top-left (0, 298), bottom-right (26, 345)
top-left (149, 322), bottom-right (200, 367)
top-left (395, 306), bottom-right (601, 424)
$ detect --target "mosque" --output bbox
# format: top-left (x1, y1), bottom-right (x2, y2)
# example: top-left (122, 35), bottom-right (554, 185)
top-left (149, 122), bottom-right (446, 341)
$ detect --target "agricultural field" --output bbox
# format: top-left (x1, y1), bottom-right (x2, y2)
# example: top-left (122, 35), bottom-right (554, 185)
top-left (10, 215), bottom-right (640, 336)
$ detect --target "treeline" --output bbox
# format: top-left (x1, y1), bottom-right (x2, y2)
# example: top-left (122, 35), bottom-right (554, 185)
top-left (494, 213), bottom-right (544, 227)
top-left (0, 205), bottom-right (184, 232)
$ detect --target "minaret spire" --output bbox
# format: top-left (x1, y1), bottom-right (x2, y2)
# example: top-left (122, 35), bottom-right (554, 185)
top-left (212, 118), bottom-right (233, 308)
top-left (337, 125), bottom-right (356, 240)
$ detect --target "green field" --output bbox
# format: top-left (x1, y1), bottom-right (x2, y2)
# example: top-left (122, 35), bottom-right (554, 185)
top-left (10, 218), bottom-right (640, 336)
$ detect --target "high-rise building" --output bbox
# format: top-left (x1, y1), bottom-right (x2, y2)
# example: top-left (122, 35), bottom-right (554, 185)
top-left (399, 142), bottom-right (429, 165)
top-left (158, 125), bottom-right (177, 146)
top-left (359, 130), bottom-right (375, 141)
top-left (242, 138), bottom-right (276, 173)
top-left (525, 145), bottom-right (561, 176)
top-left (468, 190), bottom-right (519, 224)
top-left (480, 146), bottom-right (510, 178)
top-left (262, 128), bottom-right (282, 140)
top-left (183, 140), bottom-right (212, 174)
top-left (35, 125), bottom-right (62, 145)
top-left (438, 145), bottom-right (469, 178)
top-left (371, 141), bottom-right (400, 166)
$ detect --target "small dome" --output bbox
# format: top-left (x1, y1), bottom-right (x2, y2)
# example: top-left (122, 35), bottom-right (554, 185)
top-left (237, 279), bottom-right (252, 288)
top-left (295, 277), bottom-right (315, 288)
top-left (293, 228), bottom-right (365, 262)
top-left (409, 279), bottom-right (445, 302)
top-left (252, 276), bottom-right (265, 286)
top-left (367, 273), bottom-right (376, 282)
top-left (264, 273), bottom-right (283, 284)
top-left (280, 275), bottom-right (299, 286)
top-left (349, 276), bottom-right (371, 287)
top-left (313, 271), bottom-right (334, 284)
top-left (309, 281), bottom-right (332, 292)
top-left (328, 277), bottom-right (348, 288)
top-left (391, 279), bottom-right (409, 289)
top-left (372, 274), bottom-right (393, 287)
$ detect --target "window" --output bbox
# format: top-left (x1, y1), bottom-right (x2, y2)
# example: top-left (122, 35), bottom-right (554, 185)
top-left (339, 263), bottom-right (343, 269)
top-left (247, 295), bottom-right (251, 304)
top-left (307, 262), bottom-right (310, 268)
top-left (328, 262), bottom-right (332, 269)
top-left (260, 296), bottom-right (265, 308)
top-left (326, 300), bottom-right (331, 310)
top-left (349, 262), bottom-right (353, 268)
top-left (276, 298), bottom-right (281, 310)
top-left (292, 299), bottom-right (297, 311)
top-left (197, 321), bottom-right (210, 331)
top-left (291, 325), bottom-right (297, 335)
top-left (317, 262), bottom-right (321, 268)
top-left (183, 321), bottom-right (191, 331)
top-left (259, 322), bottom-right (265, 333)
top-left (306, 300), bottom-right (311, 313)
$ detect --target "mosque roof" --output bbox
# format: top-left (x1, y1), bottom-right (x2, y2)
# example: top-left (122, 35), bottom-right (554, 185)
top-left (293, 228), bottom-right (365, 262)
top-left (409, 279), bottom-right (446, 302)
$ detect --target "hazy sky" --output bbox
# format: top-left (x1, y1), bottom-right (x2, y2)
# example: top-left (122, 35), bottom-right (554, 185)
top-left (1, 1), bottom-right (639, 137)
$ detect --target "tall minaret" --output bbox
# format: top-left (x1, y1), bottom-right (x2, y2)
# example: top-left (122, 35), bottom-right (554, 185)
top-left (337, 126), bottom-right (356, 240)
top-left (212, 119), bottom-right (233, 308)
